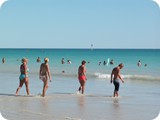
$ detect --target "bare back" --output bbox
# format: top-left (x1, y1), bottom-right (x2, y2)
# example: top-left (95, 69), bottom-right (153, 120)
top-left (40, 63), bottom-right (48, 76)
top-left (111, 67), bottom-right (120, 80)
top-left (78, 65), bottom-right (86, 76)
top-left (20, 63), bottom-right (28, 75)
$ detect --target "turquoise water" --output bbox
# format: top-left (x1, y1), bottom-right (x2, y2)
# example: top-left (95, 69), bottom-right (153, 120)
top-left (0, 49), bottom-right (160, 79)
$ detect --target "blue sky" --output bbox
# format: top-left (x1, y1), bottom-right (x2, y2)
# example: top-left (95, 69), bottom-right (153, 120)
top-left (0, 0), bottom-right (160, 48)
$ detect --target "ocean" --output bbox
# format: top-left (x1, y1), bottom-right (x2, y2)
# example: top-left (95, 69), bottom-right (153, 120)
top-left (0, 49), bottom-right (160, 120)
top-left (0, 49), bottom-right (160, 78)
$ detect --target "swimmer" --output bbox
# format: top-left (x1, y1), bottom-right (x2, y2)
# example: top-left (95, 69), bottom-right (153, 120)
top-left (98, 61), bottom-right (101, 66)
top-left (37, 57), bottom-right (41, 63)
top-left (61, 58), bottom-right (65, 64)
top-left (2, 57), bottom-right (5, 63)
top-left (103, 61), bottom-right (107, 66)
top-left (110, 59), bottom-right (114, 65)
top-left (67, 60), bottom-right (71, 64)
top-left (137, 60), bottom-right (141, 67)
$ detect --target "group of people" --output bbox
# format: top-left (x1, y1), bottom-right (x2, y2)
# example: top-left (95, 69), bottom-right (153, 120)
top-left (15, 57), bottom-right (124, 97)
top-left (15, 57), bottom-right (52, 97)
top-left (77, 60), bottom-right (124, 97)
top-left (98, 59), bottom-right (114, 66)
top-left (61, 58), bottom-right (72, 64)
top-left (137, 60), bottom-right (147, 67)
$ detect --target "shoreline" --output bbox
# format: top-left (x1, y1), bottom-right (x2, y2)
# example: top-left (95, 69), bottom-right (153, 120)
top-left (0, 92), bottom-right (159, 120)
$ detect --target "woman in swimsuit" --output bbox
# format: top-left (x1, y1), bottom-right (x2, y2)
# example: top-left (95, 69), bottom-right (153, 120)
top-left (77, 60), bottom-right (87, 94)
top-left (39, 58), bottom-right (52, 97)
top-left (16, 58), bottom-right (30, 96)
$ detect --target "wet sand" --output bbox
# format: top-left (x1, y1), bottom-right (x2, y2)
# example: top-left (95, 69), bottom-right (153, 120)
top-left (0, 92), bottom-right (159, 120)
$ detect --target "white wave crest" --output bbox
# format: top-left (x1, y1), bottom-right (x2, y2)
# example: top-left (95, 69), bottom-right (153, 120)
top-left (94, 73), bottom-right (110, 79)
top-left (94, 73), bottom-right (160, 80)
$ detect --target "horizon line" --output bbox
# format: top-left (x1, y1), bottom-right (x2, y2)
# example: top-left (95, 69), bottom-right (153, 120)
top-left (0, 48), bottom-right (159, 50)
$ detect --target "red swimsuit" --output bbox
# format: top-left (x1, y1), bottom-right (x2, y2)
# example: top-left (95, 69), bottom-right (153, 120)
top-left (78, 75), bottom-right (86, 81)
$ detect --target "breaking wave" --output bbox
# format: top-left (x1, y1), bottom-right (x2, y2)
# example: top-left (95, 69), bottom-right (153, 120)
top-left (93, 72), bottom-right (160, 80)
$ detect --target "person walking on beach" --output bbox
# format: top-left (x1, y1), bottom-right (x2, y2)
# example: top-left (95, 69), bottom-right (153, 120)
top-left (110, 63), bottom-right (124, 97)
top-left (39, 58), bottom-right (52, 97)
top-left (77, 60), bottom-right (87, 94)
top-left (16, 58), bottom-right (30, 96)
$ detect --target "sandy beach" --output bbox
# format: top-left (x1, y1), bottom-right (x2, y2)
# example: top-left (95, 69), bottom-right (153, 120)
top-left (0, 92), bottom-right (159, 120)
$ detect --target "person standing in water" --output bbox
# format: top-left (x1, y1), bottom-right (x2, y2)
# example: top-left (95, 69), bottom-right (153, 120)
top-left (37, 57), bottom-right (41, 63)
top-left (110, 63), bottom-right (124, 97)
top-left (77, 60), bottom-right (87, 94)
top-left (39, 58), bottom-right (52, 97)
top-left (16, 58), bottom-right (30, 96)
top-left (2, 57), bottom-right (5, 63)
top-left (137, 60), bottom-right (141, 67)
top-left (61, 58), bottom-right (65, 64)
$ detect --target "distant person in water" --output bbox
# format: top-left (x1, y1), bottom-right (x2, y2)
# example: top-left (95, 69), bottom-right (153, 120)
top-left (110, 59), bottom-right (114, 65)
top-left (103, 61), bottom-right (107, 66)
top-left (2, 57), bottom-right (5, 63)
top-left (110, 63), bottom-right (124, 97)
top-left (37, 57), bottom-right (41, 63)
top-left (144, 64), bottom-right (147, 67)
top-left (77, 60), bottom-right (87, 94)
top-left (67, 60), bottom-right (71, 64)
top-left (61, 58), bottom-right (65, 64)
top-left (16, 58), bottom-right (30, 96)
top-left (62, 70), bottom-right (65, 73)
top-left (137, 60), bottom-right (141, 67)
top-left (39, 58), bottom-right (52, 97)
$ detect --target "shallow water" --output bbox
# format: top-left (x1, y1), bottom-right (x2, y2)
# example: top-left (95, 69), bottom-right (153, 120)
top-left (0, 74), bottom-right (160, 120)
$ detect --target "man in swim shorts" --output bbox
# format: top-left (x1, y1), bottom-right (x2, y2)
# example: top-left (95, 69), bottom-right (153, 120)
top-left (110, 63), bottom-right (124, 97)
top-left (77, 60), bottom-right (87, 94)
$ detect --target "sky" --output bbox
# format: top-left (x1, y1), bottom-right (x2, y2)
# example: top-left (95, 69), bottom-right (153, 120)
top-left (0, 0), bottom-right (160, 49)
